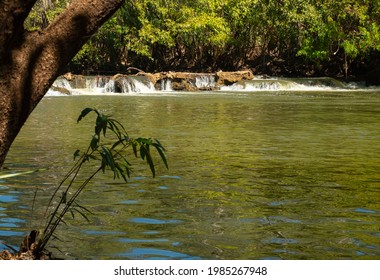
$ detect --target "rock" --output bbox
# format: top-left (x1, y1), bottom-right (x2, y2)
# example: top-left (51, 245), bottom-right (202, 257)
top-left (153, 70), bottom-right (254, 90)
top-left (0, 250), bottom-right (13, 260)
top-left (138, 72), bottom-right (161, 85)
top-left (60, 70), bottom-right (255, 92)
top-left (50, 85), bottom-right (71, 95)
top-left (63, 74), bottom-right (86, 88)
top-left (216, 70), bottom-right (254, 86)
top-left (63, 72), bottom-right (74, 81)
top-left (171, 79), bottom-right (196, 91)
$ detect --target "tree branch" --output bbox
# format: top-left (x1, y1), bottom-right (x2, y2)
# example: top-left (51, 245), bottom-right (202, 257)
top-left (10, 0), bottom-right (125, 108)
top-left (0, 0), bottom-right (125, 167)
top-left (0, 0), bottom-right (37, 61)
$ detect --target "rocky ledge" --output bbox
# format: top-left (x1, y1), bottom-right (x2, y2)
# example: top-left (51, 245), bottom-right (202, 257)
top-left (141, 70), bottom-right (254, 91)
top-left (63, 70), bottom-right (254, 92)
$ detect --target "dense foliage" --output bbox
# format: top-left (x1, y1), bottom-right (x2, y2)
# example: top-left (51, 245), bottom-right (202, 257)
top-left (26, 0), bottom-right (380, 80)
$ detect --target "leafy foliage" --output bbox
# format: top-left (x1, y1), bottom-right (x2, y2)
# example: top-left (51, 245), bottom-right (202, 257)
top-left (36, 107), bottom-right (168, 253)
top-left (25, 0), bottom-right (380, 76)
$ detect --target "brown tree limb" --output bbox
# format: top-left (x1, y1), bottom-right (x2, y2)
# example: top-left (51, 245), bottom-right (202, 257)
top-left (0, 0), bottom-right (37, 61)
top-left (0, 0), bottom-right (125, 167)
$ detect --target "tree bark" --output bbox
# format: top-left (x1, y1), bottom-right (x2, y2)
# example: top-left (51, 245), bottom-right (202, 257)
top-left (0, 0), bottom-right (125, 167)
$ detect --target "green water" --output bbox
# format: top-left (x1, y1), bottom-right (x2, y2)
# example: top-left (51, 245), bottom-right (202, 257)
top-left (1, 91), bottom-right (380, 259)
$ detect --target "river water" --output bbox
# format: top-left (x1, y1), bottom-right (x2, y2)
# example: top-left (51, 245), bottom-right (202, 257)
top-left (1, 89), bottom-right (380, 259)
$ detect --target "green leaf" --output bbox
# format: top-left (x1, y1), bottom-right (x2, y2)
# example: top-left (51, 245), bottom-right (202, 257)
top-left (77, 108), bottom-right (94, 123)
top-left (95, 115), bottom-right (108, 136)
top-left (154, 138), bottom-right (166, 151)
top-left (143, 145), bottom-right (155, 177)
top-left (111, 138), bottom-right (126, 150)
top-left (137, 137), bottom-right (153, 145)
top-left (146, 155), bottom-right (155, 177)
top-left (90, 135), bottom-right (99, 151)
top-left (152, 143), bottom-right (168, 170)
top-left (101, 146), bottom-right (117, 177)
top-left (139, 144), bottom-right (147, 159)
top-left (132, 141), bottom-right (138, 157)
top-left (115, 163), bottom-right (128, 182)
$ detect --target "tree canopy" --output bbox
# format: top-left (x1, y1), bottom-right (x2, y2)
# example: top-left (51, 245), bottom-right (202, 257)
top-left (25, 0), bottom-right (380, 80)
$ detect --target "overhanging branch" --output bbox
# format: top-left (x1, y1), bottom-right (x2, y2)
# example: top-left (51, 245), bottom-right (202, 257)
top-left (0, 0), bottom-right (37, 60)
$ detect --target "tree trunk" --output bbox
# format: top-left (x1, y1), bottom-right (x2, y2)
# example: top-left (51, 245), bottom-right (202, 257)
top-left (0, 0), bottom-right (125, 168)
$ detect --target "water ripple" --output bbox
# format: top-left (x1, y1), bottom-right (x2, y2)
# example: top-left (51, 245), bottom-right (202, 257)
top-left (354, 208), bottom-right (379, 214)
top-left (0, 230), bottom-right (25, 237)
top-left (0, 195), bottom-right (18, 203)
top-left (119, 200), bottom-right (139, 205)
top-left (118, 238), bottom-right (168, 243)
top-left (264, 238), bottom-right (298, 244)
top-left (117, 248), bottom-right (201, 260)
top-left (129, 218), bottom-right (182, 225)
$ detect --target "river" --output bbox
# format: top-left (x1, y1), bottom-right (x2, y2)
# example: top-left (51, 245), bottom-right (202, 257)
top-left (1, 88), bottom-right (380, 259)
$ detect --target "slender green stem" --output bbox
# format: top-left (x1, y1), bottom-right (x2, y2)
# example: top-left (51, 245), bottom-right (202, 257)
top-left (38, 167), bottom-right (102, 252)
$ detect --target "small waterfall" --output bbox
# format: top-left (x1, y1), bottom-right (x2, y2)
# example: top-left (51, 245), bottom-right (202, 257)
top-left (119, 76), bottom-right (155, 93)
top-left (52, 78), bottom-right (72, 90)
top-left (221, 77), bottom-right (349, 91)
top-left (292, 77), bottom-right (347, 89)
top-left (160, 79), bottom-right (173, 91)
top-left (102, 76), bottom-right (155, 93)
top-left (104, 79), bottom-right (116, 93)
top-left (85, 76), bottom-right (111, 89)
top-left (46, 78), bottom-right (73, 96)
top-left (121, 78), bottom-right (137, 93)
top-left (195, 75), bottom-right (216, 89)
top-left (47, 73), bottom-right (357, 96)
top-left (221, 79), bottom-right (284, 91)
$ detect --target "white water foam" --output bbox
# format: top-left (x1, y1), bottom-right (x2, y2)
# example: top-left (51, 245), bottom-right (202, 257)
top-left (47, 75), bottom-right (380, 96)
top-left (221, 77), bottom-right (352, 92)
top-left (195, 75), bottom-right (216, 88)
top-left (160, 79), bottom-right (173, 91)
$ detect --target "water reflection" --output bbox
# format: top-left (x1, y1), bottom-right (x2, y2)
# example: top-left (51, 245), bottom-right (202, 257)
top-left (117, 248), bottom-right (201, 260)
top-left (1, 91), bottom-right (380, 259)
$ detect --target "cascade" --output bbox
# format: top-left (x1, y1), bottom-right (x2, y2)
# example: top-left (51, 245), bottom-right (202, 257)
top-left (104, 79), bottom-right (116, 93)
top-left (160, 79), bottom-right (173, 91)
top-left (46, 78), bottom-right (73, 95)
top-left (195, 75), bottom-right (216, 89)
top-left (85, 76), bottom-right (111, 89)
top-left (221, 77), bottom-right (350, 91)
top-left (50, 75), bottom-right (157, 94)
top-left (116, 76), bottom-right (155, 93)
top-left (292, 77), bottom-right (347, 88)
top-left (52, 78), bottom-right (72, 90)
top-left (47, 73), bottom-right (371, 96)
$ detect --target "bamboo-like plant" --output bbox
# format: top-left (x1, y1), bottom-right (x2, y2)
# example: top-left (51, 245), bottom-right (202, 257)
top-left (30, 107), bottom-right (168, 256)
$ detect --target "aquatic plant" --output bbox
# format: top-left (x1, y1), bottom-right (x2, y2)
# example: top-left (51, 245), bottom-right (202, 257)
top-left (1, 107), bottom-right (167, 259)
